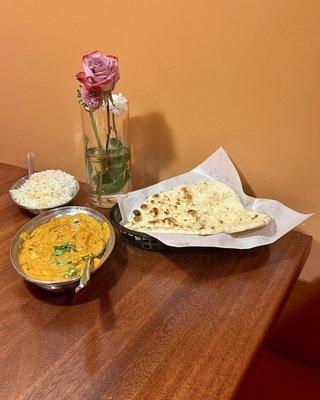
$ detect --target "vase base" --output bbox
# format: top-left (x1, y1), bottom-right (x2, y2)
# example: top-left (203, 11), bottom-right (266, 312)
top-left (89, 193), bottom-right (118, 208)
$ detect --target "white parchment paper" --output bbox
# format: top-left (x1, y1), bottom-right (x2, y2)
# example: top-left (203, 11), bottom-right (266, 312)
top-left (117, 147), bottom-right (311, 249)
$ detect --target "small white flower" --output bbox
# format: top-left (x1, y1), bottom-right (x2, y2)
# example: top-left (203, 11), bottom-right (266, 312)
top-left (109, 93), bottom-right (128, 116)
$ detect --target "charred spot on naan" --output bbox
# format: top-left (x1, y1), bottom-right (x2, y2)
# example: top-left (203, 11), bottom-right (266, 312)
top-left (163, 217), bottom-right (178, 227)
top-left (133, 209), bottom-right (142, 221)
top-left (150, 207), bottom-right (159, 217)
top-left (181, 187), bottom-right (192, 202)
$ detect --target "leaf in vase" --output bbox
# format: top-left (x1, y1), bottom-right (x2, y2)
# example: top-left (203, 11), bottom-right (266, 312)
top-left (101, 173), bottom-right (129, 194)
top-left (107, 146), bottom-right (130, 166)
top-left (101, 165), bottom-right (130, 195)
top-left (107, 138), bottom-right (130, 159)
top-left (107, 158), bottom-right (129, 175)
top-left (95, 137), bottom-right (131, 194)
top-left (108, 137), bottom-right (123, 151)
top-left (107, 146), bottom-right (130, 180)
top-left (101, 170), bottom-right (114, 184)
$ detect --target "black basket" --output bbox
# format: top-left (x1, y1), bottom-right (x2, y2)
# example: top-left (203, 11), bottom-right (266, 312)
top-left (108, 204), bottom-right (172, 251)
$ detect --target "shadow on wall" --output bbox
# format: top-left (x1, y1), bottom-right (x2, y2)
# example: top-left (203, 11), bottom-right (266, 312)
top-left (130, 112), bottom-right (175, 190)
top-left (129, 117), bottom-right (254, 196)
top-left (230, 157), bottom-right (256, 197)
top-left (268, 239), bottom-right (320, 366)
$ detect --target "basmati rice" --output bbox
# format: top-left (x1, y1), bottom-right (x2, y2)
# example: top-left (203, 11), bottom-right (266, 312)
top-left (10, 170), bottom-right (78, 209)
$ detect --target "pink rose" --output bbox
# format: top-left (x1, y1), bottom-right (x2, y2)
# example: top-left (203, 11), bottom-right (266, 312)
top-left (76, 51), bottom-right (120, 92)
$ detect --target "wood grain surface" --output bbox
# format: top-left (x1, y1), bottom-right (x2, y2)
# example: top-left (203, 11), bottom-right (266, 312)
top-left (0, 163), bottom-right (312, 400)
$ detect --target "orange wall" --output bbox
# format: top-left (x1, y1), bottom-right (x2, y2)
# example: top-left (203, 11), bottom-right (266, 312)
top-left (1, 0), bottom-right (320, 361)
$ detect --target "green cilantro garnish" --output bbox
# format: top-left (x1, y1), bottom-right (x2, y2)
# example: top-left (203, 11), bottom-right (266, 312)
top-left (65, 266), bottom-right (79, 278)
top-left (52, 242), bottom-right (76, 256)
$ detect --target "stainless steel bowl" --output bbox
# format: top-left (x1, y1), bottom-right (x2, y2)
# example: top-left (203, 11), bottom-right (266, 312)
top-left (10, 206), bottom-right (116, 292)
top-left (9, 175), bottom-right (80, 215)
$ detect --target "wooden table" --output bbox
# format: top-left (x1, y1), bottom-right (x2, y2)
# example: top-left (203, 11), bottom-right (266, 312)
top-left (0, 163), bottom-right (312, 400)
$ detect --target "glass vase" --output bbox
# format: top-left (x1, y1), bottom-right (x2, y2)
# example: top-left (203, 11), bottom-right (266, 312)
top-left (81, 103), bottom-right (131, 208)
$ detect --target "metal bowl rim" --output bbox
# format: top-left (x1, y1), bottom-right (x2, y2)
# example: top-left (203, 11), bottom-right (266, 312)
top-left (10, 206), bottom-right (115, 285)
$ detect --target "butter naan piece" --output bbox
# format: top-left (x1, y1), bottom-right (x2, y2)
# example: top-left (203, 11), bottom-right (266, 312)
top-left (124, 181), bottom-right (271, 235)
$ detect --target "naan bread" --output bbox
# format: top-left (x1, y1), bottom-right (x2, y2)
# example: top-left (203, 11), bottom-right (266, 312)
top-left (124, 181), bottom-right (270, 235)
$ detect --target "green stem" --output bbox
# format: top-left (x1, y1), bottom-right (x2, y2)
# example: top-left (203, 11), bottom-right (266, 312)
top-left (89, 110), bottom-right (104, 153)
top-left (112, 113), bottom-right (118, 138)
top-left (106, 100), bottom-right (112, 152)
top-left (89, 110), bottom-right (104, 203)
